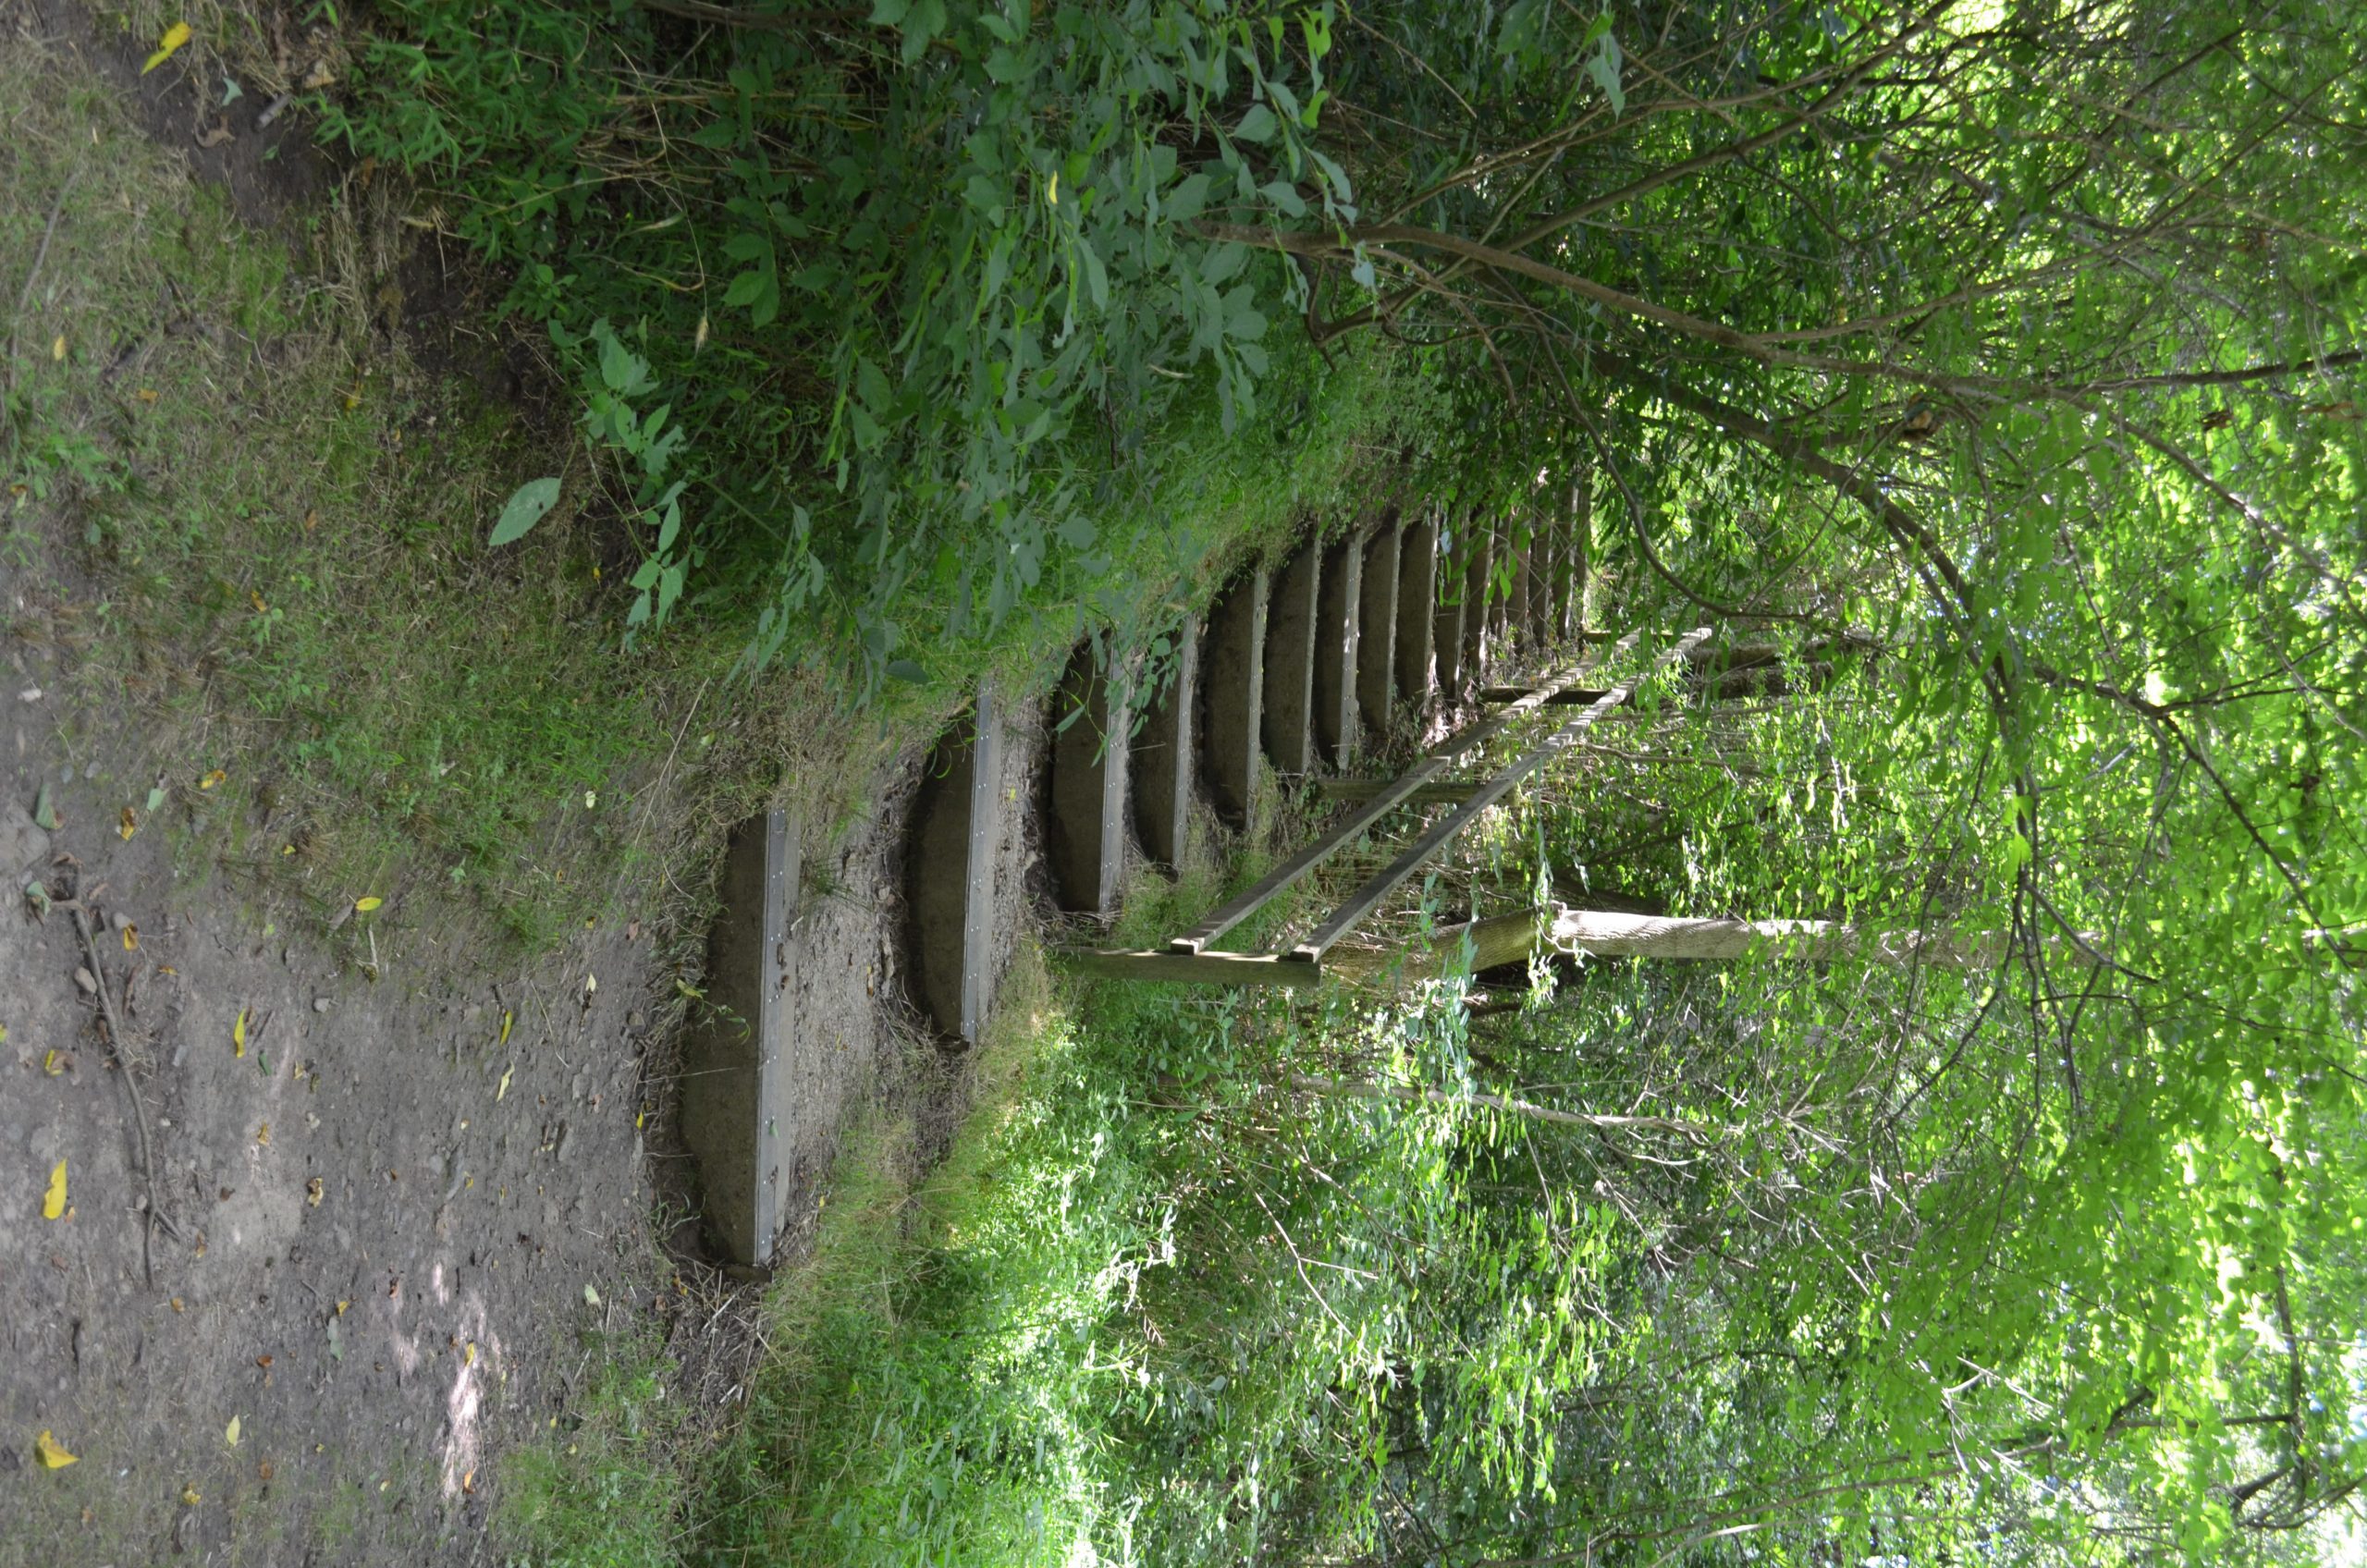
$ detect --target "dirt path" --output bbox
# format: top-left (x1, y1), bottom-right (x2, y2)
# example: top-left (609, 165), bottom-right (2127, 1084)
top-left (0, 723), bottom-right (665, 1557)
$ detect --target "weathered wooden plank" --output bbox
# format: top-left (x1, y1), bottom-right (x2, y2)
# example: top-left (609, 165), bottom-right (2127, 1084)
top-left (1478, 685), bottom-right (1616, 706)
top-left (1047, 644), bottom-right (1132, 916)
top-left (1200, 570), bottom-right (1267, 831)
top-left (1511, 527), bottom-right (1539, 644)
top-left (1261, 544), bottom-right (1320, 778)
top-left (1314, 778), bottom-right (1483, 805)
top-left (681, 806), bottom-right (800, 1266)
top-left (1464, 521), bottom-right (1498, 682)
top-left (1331, 904), bottom-right (2008, 982)
top-left (1355, 517), bottom-right (1401, 736)
top-left (959, 682), bottom-right (1001, 1042)
top-left (1133, 616), bottom-right (1197, 872)
top-left (1395, 509), bottom-right (1439, 708)
top-left (905, 692), bottom-right (999, 1042)
top-left (1313, 527), bottom-right (1364, 767)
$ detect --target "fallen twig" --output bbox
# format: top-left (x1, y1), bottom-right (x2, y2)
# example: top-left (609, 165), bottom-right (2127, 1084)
top-left (70, 902), bottom-right (175, 1285)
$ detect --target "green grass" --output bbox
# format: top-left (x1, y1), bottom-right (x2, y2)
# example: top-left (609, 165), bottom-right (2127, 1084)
top-left (687, 839), bottom-right (1352, 1567)
top-left (699, 944), bottom-right (1148, 1566)
top-left (498, 1328), bottom-right (691, 1568)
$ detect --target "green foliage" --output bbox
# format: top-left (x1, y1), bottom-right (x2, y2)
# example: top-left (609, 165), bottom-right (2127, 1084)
top-left (319, 0), bottom-right (1355, 688)
top-left (500, 1329), bottom-right (690, 1568)
top-left (0, 34), bottom-right (741, 947)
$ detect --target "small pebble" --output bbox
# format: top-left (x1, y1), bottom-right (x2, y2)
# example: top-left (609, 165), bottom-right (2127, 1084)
top-left (74, 967), bottom-right (97, 994)
top-left (110, 911), bottom-right (129, 933)
top-left (313, 998), bottom-right (332, 1014)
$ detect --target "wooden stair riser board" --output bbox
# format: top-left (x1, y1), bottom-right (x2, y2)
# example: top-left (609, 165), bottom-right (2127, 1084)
top-left (903, 690), bottom-right (1003, 1043)
top-left (680, 807), bottom-right (800, 1267)
top-left (1132, 615), bottom-right (1197, 871)
top-left (1199, 570), bottom-right (1267, 835)
top-left (1395, 509), bottom-right (1440, 706)
top-left (1433, 517), bottom-right (1470, 694)
top-left (1312, 528), bottom-right (1364, 767)
top-left (1047, 645), bottom-right (1134, 916)
top-left (1517, 528), bottom-right (1551, 642)
top-left (1355, 517), bottom-right (1402, 738)
top-left (1261, 544), bottom-right (1320, 778)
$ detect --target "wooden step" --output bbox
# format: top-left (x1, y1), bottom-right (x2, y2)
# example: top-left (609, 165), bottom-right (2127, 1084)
top-left (1313, 527), bottom-right (1364, 767)
top-left (1132, 616), bottom-right (1197, 871)
top-left (1395, 508), bottom-right (1439, 707)
top-left (681, 807), bottom-right (802, 1266)
top-left (1355, 516), bottom-right (1401, 739)
top-left (1046, 643), bottom-right (1133, 917)
top-left (1200, 569), bottom-right (1268, 832)
top-left (903, 686), bottom-right (1002, 1042)
top-left (1262, 542), bottom-right (1320, 778)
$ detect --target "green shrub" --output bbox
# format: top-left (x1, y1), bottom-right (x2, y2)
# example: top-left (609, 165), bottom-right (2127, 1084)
top-left (321, 0), bottom-right (1355, 691)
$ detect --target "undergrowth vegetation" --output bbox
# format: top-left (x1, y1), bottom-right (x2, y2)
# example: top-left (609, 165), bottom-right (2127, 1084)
top-left (0, 44), bottom-right (757, 943)
top-left (318, 0), bottom-right (1368, 694)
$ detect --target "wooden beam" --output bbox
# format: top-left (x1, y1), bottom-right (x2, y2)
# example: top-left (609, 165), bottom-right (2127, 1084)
top-left (1052, 948), bottom-right (1321, 986)
top-left (1313, 778), bottom-right (1483, 805)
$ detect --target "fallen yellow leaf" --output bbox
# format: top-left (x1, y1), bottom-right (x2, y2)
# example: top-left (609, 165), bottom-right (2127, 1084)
top-left (43, 1050), bottom-right (64, 1077)
top-left (249, 590), bottom-right (267, 614)
top-left (354, 896), bottom-right (383, 913)
top-left (307, 1176), bottom-right (324, 1207)
top-left (181, 1484), bottom-right (201, 1504)
top-left (137, 387), bottom-right (160, 403)
top-left (122, 923), bottom-right (140, 951)
top-left (255, 1122), bottom-right (270, 1147)
top-left (496, 1066), bottom-right (514, 1102)
top-left (226, 1415), bottom-right (241, 1447)
top-left (234, 1008), bottom-right (248, 1058)
top-left (142, 20), bottom-right (193, 73)
top-left (43, 1160), bottom-right (67, 1220)
top-left (498, 1009), bottom-right (514, 1047)
top-left (119, 806), bottom-right (137, 840)
top-left (50, 334), bottom-right (65, 361)
top-left (335, 1299), bottom-right (350, 1316)
top-left (35, 1429), bottom-right (77, 1469)
top-left (200, 769), bottom-right (227, 790)
top-left (463, 1341), bottom-right (476, 1367)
